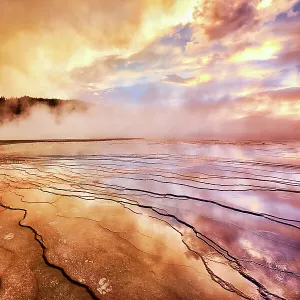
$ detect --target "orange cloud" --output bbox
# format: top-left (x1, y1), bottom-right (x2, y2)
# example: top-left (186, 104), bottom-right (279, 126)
top-left (0, 0), bottom-right (198, 98)
top-left (162, 73), bottom-right (212, 85)
top-left (191, 0), bottom-right (259, 40)
top-left (230, 41), bottom-right (281, 62)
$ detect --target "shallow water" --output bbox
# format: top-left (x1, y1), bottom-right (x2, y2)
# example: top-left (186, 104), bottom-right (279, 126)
top-left (0, 140), bottom-right (300, 299)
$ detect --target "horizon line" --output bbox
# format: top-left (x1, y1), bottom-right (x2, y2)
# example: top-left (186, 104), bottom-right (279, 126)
top-left (1, 138), bottom-right (300, 145)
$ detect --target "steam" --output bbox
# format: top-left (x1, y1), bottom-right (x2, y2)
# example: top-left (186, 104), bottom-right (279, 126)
top-left (1, 90), bottom-right (300, 141)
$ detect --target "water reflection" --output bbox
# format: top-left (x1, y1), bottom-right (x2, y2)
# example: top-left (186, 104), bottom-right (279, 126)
top-left (0, 140), bottom-right (300, 299)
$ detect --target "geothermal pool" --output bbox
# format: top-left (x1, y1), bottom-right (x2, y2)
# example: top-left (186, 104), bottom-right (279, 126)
top-left (0, 140), bottom-right (299, 299)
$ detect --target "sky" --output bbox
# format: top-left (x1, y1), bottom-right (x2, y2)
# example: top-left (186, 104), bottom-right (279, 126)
top-left (0, 0), bottom-right (300, 140)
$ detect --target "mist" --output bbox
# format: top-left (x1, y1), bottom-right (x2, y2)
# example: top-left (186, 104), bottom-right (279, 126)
top-left (1, 93), bottom-right (300, 141)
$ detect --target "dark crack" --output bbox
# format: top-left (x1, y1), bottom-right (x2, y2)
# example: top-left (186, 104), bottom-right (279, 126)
top-left (0, 197), bottom-right (99, 300)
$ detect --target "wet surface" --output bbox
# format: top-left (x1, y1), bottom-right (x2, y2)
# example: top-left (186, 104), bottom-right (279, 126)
top-left (0, 140), bottom-right (300, 299)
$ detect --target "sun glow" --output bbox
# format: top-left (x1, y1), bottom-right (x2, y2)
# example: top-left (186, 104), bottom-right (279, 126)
top-left (257, 0), bottom-right (272, 10)
top-left (230, 41), bottom-right (280, 62)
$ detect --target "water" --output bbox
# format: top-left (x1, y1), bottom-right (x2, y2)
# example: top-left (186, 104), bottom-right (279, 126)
top-left (0, 140), bottom-right (299, 299)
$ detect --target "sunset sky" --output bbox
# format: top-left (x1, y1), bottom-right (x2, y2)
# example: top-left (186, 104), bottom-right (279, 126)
top-left (0, 0), bottom-right (300, 140)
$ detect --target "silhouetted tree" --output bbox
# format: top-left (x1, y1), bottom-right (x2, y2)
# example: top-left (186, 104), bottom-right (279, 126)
top-left (48, 98), bottom-right (59, 107)
top-left (14, 99), bottom-right (22, 115)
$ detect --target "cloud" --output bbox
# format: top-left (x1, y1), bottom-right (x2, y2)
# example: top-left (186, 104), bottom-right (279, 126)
top-left (230, 40), bottom-right (281, 62)
top-left (0, 0), bottom-right (198, 98)
top-left (1, 0), bottom-right (292, 100)
top-left (162, 73), bottom-right (212, 86)
top-left (162, 74), bottom-right (194, 84)
top-left (273, 17), bottom-right (300, 68)
top-left (185, 0), bottom-right (295, 56)
top-left (192, 0), bottom-right (259, 41)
